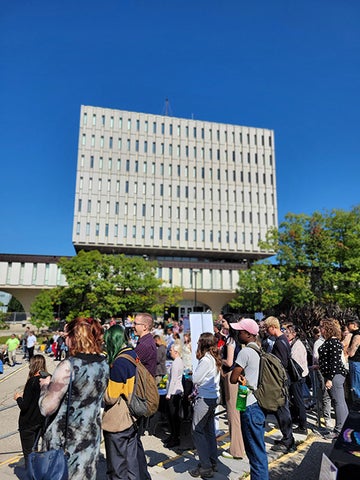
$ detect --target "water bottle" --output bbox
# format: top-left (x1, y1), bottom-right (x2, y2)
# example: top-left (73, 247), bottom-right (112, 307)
top-left (236, 384), bottom-right (248, 411)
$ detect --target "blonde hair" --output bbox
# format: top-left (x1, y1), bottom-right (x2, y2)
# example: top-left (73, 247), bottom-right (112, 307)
top-left (264, 316), bottom-right (280, 330)
top-left (65, 317), bottom-right (104, 355)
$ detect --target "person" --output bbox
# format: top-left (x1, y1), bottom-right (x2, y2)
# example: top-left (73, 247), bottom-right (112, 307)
top-left (221, 313), bottom-right (245, 460)
top-left (263, 316), bottom-right (296, 453)
top-left (259, 319), bottom-right (275, 353)
top-left (39, 317), bottom-right (108, 480)
top-left (21, 326), bottom-right (30, 359)
top-left (26, 330), bottom-right (37, 360)
top-left (230, 318), bottom-right (269, 480)
top-left (189, 332), bottom-right (221, 478)
top-left (346, 318), bottom-right (360, 407)
top-left (14, 354), bottom-right (48, 469)
top-left (133, 312), bottom-right (157, 439)
top-left (153, 334), bottom-right (167, 386)
top-left (165, 342), bottom-right (184, 448)
top-left (102, 324), bottom-right (151, 480)
top-left (318, 318), bottom-right (349, 439)
top-left (133, 313), bottom-right (157, 376)
top-left (181, 332), bottom-right (193, 421)
top-left (284, 323), bottom-right (309, 434)
top-left (6, 333), bottom-right (20, 366)
top-left (312, 326), bottom-right (332, 429)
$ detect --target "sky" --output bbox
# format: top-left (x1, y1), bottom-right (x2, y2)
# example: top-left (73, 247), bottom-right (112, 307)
top-left (1, 0), bottom-right (359, 257)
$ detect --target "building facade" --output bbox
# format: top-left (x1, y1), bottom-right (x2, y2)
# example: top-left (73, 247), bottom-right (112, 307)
top-left (72, 106), bottom-right (278, 316)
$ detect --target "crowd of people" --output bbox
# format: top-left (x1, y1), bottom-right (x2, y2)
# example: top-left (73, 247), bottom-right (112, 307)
top-left (6, 312), bottom-right (360, 479)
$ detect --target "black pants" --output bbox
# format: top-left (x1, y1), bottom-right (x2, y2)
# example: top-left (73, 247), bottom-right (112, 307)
top-left (27, 347), bottom-right (34, 360)
top-left (19, 424), bottom-right (42, 464)
top-left (104, 425), bottom-right (150, 480)
top-left (167, 394), bottom-right (182, 441)
top-left (289, 379), bottom-right (307, 429)
top-left (274, 399), bottom-right (294, 448)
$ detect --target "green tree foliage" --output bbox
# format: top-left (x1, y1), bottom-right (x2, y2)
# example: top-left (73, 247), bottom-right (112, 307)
top-left (30, 290), bottom-right (56, 331)
top-left (52, 251), bottom-right (183, 321)
top-left (233, 206), bottom-right (360, 316)
top-left (230, 263), bottom-right (284, 313)
top-left (7, 296), bottom-right (25, 312)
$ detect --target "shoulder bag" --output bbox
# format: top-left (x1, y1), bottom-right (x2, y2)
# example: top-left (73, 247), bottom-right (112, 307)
top-left (28, 359), bottom-right (73, 480)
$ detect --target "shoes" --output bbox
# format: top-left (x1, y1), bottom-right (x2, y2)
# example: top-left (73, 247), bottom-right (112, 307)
top-left (189, 467), bottom-right (214, 478)
top-left (164, 438), bottom-right (180, 448)
top-left (271, 442), bottom-right (296, 453)
top-left (293, 426), bottom-right (308, 435)
top-left (273, 438), bottom-right (284, 445)
top-left (323, 431), bottom-right (338, 440)
top-left (221, 450), bottom-right (242, 459)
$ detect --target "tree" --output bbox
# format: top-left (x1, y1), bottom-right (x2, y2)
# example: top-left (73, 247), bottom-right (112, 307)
top-left (56, 251), bottom-right (183, 321)
top-left (7, 296), bottom-right (25, 312)
top-left (229, 263), bottom-right (284, 313)
top-left (30, 290), bottom-right (56, 331)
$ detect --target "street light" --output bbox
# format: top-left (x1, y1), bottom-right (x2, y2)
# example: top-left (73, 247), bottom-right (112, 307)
top-left (193, 269), bottom-right (200, 312)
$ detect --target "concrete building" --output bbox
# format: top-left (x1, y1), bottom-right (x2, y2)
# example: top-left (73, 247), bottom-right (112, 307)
top-left (72, 105), bottom-right (278, 317)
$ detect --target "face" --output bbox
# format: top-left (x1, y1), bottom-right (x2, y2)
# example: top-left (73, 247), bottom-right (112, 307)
top-left (285, 328), bottom-right (296, 341)
top-left (237, 329), bottom-right (250, 344)
top-left (347, 322), bottom-right (358, 332)
top-left (133, 316), bottom-right (147, 337)
top-left (221, 318), bottom-right (229, 329)
top-left (170, 346), bottom-right (177, 359)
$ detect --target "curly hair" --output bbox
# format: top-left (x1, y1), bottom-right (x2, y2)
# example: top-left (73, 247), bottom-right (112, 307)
top-left (65, 317), bottom-right (104, 356)
top-left (319, 318), bottom-right (342, 341)
top-left (196, 332), bottom-right (222, 370)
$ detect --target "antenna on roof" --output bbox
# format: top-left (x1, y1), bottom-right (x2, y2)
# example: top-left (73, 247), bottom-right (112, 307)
top-left (162, 98), bottom-right (173, 116)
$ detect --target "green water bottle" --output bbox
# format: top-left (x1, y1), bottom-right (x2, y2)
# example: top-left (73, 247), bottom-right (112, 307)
top-left (236, 384), bottom-right (248, 411)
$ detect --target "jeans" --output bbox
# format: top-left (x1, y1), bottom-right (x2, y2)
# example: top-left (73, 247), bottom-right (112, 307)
top-left (192, 397), bottom-right (218, 470)
top-left (349, 360), bottom-right (360, 402)
top-left (240, 402), bottom-right (269, 480)
top-left (289, 378), bottom-right (307, 429)
top-left (274, 398), bottom-right (294, 448)
top-left (328, 374), bottom-right (349, 434)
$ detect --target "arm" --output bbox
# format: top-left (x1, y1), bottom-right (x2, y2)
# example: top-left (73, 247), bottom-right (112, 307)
top-left (230, 365), bottom-right (244, 384)
top-left (222, 339), bottom-right (235, 368)
top-left (39, 360), bottom-right (71, 416)
top-left (15, 377), bottom-right (40, 412)
top-left (348, 335), bottom-right (360, 358)
top-left (192, 356), bottom-right (209, 386)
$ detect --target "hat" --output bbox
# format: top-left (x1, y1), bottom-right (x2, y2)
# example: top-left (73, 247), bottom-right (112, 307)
top-left (231, 318), bottom-right (259, 336)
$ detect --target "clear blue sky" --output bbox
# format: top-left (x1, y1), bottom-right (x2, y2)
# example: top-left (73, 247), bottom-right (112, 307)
top-left (1, 0), bottom-right (359, 256)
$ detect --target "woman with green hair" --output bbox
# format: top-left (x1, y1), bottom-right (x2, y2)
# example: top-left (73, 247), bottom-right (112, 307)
top-left (102, 325), bottom-right (151, 480)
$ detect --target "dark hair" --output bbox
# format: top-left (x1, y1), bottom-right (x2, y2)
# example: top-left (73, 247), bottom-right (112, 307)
top-left (104, 325), bottom-right (129, 365)
top-left (28, 354), bottom-right (47, 379)
top-left (65, 317), bottom-right (104, 356)
top-left (196, 332), bottom-right (222, 370)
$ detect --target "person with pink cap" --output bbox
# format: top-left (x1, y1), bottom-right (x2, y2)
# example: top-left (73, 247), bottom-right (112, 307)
top-left (230, 318), bottom-right (269, 480)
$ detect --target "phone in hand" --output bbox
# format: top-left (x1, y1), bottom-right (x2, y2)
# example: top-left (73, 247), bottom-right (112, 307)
top-left (39, 370), bottom-right (50, 378)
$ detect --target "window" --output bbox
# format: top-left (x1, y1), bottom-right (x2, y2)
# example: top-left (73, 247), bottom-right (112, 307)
top-left (100, 136), bottom-right (104, 148)
top-left (153, 122), bottom-right (157, 134)
top-left (83, 112), bottom-right (87, 125)
top-left (86, 222), bottom-right (90, 236)
top-left (109, 137), bottom-right (113, 149)
top-left (108, 158), bottom-right (112, 170)
top-left (82, 134), bottom-right (86, 145)
top-left (96, 223), bottom-right (100, 236)
top-left (161, 123), bottom-right (165, 134)
top-left (87, 200), bottom-right (91, 213)
top-left (105, 224), bottom-right (109, 237)
top-left (144, 141), bottom-right (148, 153)
top-left (136, 119), bottom-right (140, 131)
top-left (115, 202), bottom-right (119, 214)
top-left (99, 157), bottom-right (103, 169)
top-left (127, 119), bottom-right (131, 130)
top-left (126, 159), bottom-right (130, 171)
top-left (76, 222), bottom-right (80, 235)
top-left (106, 201), bottom-right (110, 214)
top-left (98, 178), bottom-right (102, 191)
top-left (119, 117), bottom-right (122, 128)
top-left (77, 199), bottom-right (82, 212)
top-left (92, 114), bottom-right (96, 126)
top-left (110, 116), bottom-right (114, 128)
top-left (114, 224), bottom-right (118, 237)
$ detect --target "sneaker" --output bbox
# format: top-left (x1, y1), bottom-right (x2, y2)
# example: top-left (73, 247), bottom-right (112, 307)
top-left (189, 467), bottom-right (214, 478)
top-left (271, 442), bottom-right (296, 453)
top-left (273, 438), bottom-right (284, 445)
top-left (221, 450), bottom-right (243, 459)
top-left (293, 426), bottom-right (308, 435)
top-left (323, 431), bottom-right (338, 440)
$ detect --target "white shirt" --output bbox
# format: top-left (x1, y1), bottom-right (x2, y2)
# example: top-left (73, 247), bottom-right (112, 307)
top-left (27, 334), bottom-right (37, 348)
top-left (193, 352), bottom-right (220, 399)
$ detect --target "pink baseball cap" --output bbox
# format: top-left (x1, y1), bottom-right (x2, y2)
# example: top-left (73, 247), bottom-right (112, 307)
top-left (231, 318), bottom-right (259, 335)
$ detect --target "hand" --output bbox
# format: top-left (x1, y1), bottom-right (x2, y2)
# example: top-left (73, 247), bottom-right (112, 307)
top-left (39, 376), bottom-right (51, 388)
top-left (325, 380), bottom-right (332, 390)
top-left (166, 395), bottom-right (170, 400)
top-left (14, 392), bottom-right (22, 401)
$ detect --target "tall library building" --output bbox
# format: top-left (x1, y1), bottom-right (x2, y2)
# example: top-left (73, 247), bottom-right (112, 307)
top-left (72, 105), bottom-right (278, 317)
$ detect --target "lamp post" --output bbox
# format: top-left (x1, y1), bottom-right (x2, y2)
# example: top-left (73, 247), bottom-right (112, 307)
top-left (193, 269), bottom-right (200, 312)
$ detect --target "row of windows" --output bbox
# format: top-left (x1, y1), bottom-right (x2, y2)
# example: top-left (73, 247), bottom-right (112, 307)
top-left (76, 222), bottom-right (262, 245)
top-left (81, 134), bottom-right (273, 163)
top-left (78, 177), bottom-right (275, 200)
top-left (77, 199), bottom-right (276, 224)
top-left (81, 151), bottom-right (273, 172)
top-left (81, 157), bottom-right (274, 184)
top-left (82, 111), bottom-right (273, 147)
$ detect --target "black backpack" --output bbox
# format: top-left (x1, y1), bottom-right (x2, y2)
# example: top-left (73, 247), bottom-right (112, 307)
top-left (247, 344), bottom-right (288, 412)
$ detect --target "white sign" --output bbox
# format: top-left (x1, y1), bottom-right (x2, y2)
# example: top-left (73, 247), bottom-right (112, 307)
top-left (319, 453), bottom-right (338, 480)
top-left (189, 312), bottom-right (214, 372)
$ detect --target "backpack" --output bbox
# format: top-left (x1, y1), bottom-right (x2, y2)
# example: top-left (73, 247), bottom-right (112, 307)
top-left (120, 353), bottom-right (159, 419)
top-left (246, 344), bottom-right (288, 412)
